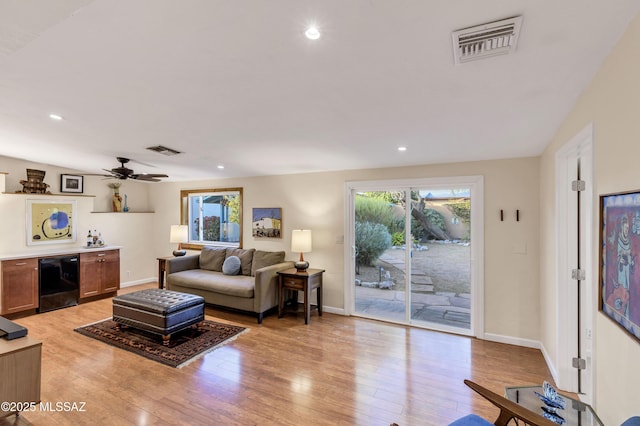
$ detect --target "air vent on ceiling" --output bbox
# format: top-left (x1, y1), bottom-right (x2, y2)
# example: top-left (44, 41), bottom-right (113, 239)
top-left (146, 145), bottom-right (183, 156)
top-left (452, 16), bottom-right (523, 65)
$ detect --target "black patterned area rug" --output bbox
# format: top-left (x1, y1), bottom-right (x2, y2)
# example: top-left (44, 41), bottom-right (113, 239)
top-left (74, 319), bottom-right (247, 368)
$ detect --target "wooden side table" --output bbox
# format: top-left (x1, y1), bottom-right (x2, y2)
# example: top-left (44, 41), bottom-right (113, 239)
top-left (156, 256), bottom-right (174, 289)
top-left (277, 268), bottom-right (325, 324)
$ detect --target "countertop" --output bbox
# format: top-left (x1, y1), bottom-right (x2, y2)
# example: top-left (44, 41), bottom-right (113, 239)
top-left (0, 245), bottom-right (122, 261)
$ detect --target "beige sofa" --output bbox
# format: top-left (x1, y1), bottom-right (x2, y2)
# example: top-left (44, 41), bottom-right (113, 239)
top-left (165, 247), bottom-right (293, 323)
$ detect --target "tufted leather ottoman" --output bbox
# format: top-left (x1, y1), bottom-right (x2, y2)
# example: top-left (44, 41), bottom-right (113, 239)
top-left (112, 289), bottom-right (205, 345)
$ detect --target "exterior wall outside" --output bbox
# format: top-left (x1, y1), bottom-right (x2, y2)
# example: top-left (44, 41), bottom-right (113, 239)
top-left (423, 199), bottom-right (470, 240)
top-left (539, 12), bottom-right (640, 425)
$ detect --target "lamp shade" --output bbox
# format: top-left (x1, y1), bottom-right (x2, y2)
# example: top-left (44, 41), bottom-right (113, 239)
top-left (291, 229), bottom-right (312, 253)
top-left (170, 225), bottom-right (189, 243)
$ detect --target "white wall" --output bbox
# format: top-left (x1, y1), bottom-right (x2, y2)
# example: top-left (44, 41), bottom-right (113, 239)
top-left (0, 155), bottom-right (156, 285)
top-left (150, 156), bottom-right (540, 339)
top-left (540, 12), bottom-right (640, 425)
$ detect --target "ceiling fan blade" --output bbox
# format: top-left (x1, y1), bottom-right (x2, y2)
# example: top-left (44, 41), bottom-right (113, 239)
top-left (83, 172), bottom-right (113, 177)
top-left (132, 175), bottom-right (162, 182)
top-left (131, 173), bottom-right (168, 179)
top-left (102, 168), bottom-right (125, 178)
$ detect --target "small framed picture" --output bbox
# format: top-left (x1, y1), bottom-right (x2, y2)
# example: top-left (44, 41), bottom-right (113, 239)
top-left (60, 174), bottom-right (83, 193)
top-left (252, 207), bottom-right (282, 238)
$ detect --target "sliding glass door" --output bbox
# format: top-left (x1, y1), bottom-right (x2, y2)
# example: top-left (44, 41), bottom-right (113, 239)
top-left (346, 177), bottom-right (483, 336)
top-left (353, 189), bottom-right (408, 323)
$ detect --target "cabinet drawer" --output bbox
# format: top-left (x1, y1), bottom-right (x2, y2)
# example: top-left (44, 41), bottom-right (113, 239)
top-left (81, 251), bottom-right (118, 263)
top-left (282, 276), bottom-right (305, 290)
top-left (2, 258), bottom-right (38, 272)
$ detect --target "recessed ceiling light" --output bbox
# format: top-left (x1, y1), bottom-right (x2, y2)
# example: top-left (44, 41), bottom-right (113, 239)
top-left (398, 146), bottom-right (407, 152)
top-left (305, 26), bottom-right (320, 40)
top-left (217, 165), bottom-right (225, 169)
top-left (49, 113), bottom-right (63, 121)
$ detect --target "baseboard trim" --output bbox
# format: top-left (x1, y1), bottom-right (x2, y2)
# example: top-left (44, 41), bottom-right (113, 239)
top-left (483, 332), bottom-right (540, 349)
top-left (539, 341), bottom-right (560, 385)
top-left (120, 278), bottom-right (156, 288)
top-left (323, 306), bottom-right (345, 315)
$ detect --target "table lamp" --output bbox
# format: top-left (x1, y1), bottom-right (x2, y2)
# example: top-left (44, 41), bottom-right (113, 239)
top-left (291, 229), bottom-right (312, 272)
top-left (170, 225), bottom-right (188, 256)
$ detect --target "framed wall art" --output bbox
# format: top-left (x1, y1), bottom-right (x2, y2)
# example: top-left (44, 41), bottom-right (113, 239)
top-left (599, 190), bottom-right (640, 342)
top-left (26, 199), bottom-right (77, 245)
top-left (252, 207), bottom-right (282, 238)
top-left (60, 174), bottom-right (84, 193)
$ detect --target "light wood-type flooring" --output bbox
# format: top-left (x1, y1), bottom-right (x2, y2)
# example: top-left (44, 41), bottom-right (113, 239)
top-left (1, 282), bottom-right (554, 426)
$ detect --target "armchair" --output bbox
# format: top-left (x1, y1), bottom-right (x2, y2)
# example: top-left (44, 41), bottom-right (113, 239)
top-left (448, 380), bottom-right (557, 426)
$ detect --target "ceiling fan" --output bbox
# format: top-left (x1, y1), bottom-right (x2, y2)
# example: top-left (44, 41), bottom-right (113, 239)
top-left (103, 157), bottom-right (168, 182)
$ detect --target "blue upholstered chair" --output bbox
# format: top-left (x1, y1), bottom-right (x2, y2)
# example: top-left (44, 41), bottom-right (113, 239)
top-left (448, 413), bottom-right (494, 426)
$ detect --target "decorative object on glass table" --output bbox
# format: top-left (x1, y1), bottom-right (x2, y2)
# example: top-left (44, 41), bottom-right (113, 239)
top-left (541, 406), bottom-right (566, 425)
top-left (123, 194), bottom-right (129, 212)
top-left (532, 381), bottom-right (566, 425)
top-left (541, 381), bottom-right (565, 409)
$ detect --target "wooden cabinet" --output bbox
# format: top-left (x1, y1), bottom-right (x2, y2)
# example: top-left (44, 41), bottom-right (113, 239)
top-left (0, 336), bottom-right (41, 412)
top-left (0, 248), bottom-right (120, 314)
top-left (0, 258), bottom-right (38, 315)
top-left (79, 250), bottom-right (120, 298)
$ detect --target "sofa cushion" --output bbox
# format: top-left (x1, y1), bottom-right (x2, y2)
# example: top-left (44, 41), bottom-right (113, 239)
top-left (251, 250), bottom-right (286, 276)
top-left (199, 246), bottom-right (226, 272)
top-left (168, 270), bottom-right (255, 298)
top-left (226, 248), bottom-right (255, 276)
top-left (222, 255), bottom-right (241, 275)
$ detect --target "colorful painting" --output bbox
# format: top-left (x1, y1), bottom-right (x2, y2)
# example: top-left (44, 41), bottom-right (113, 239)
top-left (252, 208), bottom-right (281, 238)
top-left (599, 191), bottom-right (640, 342)
top-left (26, 199), bottom-right (77, 245)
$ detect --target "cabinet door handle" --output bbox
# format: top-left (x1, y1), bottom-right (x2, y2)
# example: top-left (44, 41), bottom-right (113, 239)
top-left (15, 262), bottom-right (27, 266)
top-left (97, 254), bottom-right (105, 257)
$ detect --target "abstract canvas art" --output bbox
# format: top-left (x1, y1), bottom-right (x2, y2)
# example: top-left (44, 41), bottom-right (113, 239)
top-left (26, 199), bottom-right (77, 245)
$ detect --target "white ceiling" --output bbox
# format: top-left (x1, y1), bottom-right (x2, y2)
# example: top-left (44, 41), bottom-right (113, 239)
top-left (1, 1), bottom-right (639, 181)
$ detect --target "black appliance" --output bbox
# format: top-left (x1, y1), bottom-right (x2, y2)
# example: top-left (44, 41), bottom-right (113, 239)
top-left (38, 256), bottom-right (79, 313)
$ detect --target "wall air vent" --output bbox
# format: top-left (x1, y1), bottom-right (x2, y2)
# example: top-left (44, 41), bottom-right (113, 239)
top-left (146, 145), bottom-right (182, 156)
top-left (452, 16), bottom-right (523, 65)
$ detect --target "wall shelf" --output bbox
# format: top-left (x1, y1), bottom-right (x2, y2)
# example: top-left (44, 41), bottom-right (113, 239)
top-left (90, 211), bottom-right (155, 214)
top-left (2, 192), bottom-right (96, 197)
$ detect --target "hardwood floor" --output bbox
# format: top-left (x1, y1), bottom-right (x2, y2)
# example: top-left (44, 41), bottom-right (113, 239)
top-left (2, 283), bottom-right (554, 426)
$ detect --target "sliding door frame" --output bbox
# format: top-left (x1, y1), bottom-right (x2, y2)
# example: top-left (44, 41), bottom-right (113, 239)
top-left (344, 175), bottom-right (485, 337)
